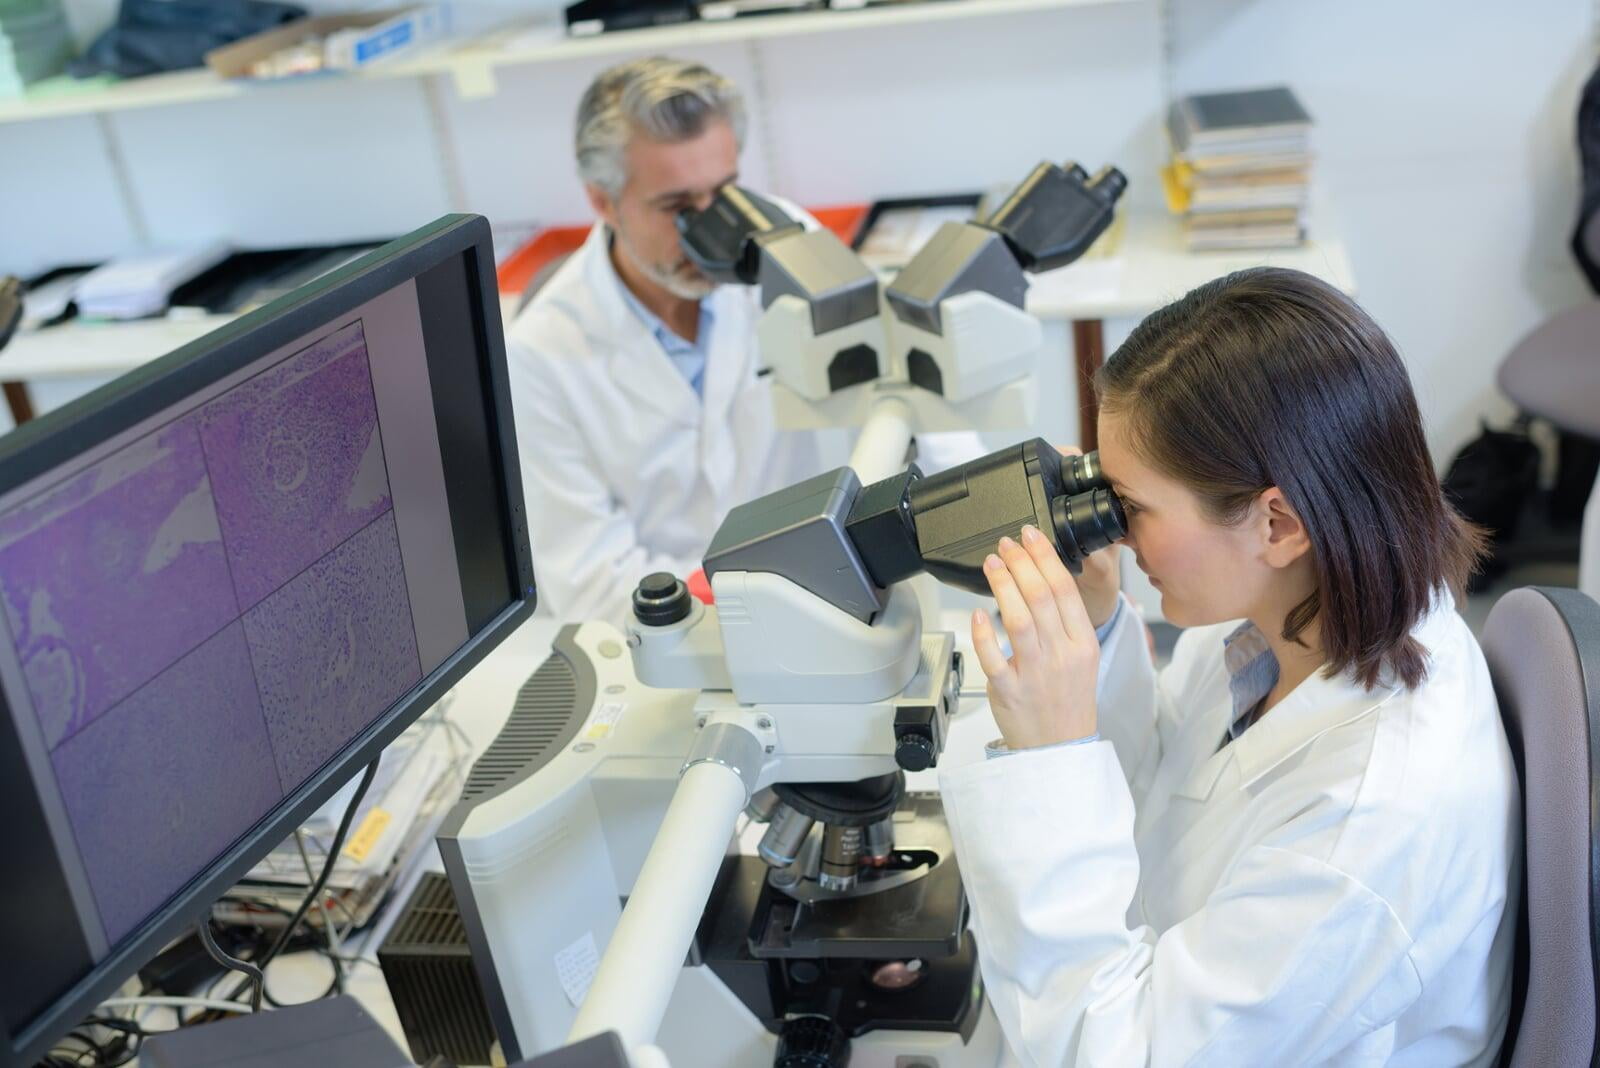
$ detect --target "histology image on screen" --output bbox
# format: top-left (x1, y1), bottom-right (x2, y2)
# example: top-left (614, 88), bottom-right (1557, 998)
top-left (0, 420), bottom-right (240, 749)
top-left (197, 320), bottom-right (393, 611)
top-left (49, 622), bottom-right (282, 945)
top-left (0, 317), bottom-right (425, 946)
top-left (244, 511), bottom-right (421, 790)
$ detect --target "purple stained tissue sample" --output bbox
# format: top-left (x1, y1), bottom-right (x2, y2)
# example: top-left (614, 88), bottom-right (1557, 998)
top-left (0, 420), bottom-right (239, 749)
top-left (244, 510), bottom-right (421, 791)
top-left (198, 320), bottom-right (393, 611)
top-left (50, 622), bottom-right (282, 947)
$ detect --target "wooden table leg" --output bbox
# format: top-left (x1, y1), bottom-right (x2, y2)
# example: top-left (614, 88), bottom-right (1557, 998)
top-left (1071, 318), bottom-right (1106, 450)
top-left (3, 381), bottom-right (34, 426)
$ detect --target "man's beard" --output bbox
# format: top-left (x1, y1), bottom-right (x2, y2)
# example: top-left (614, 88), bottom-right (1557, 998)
top-left (617, 229), bottom-right (717, 301)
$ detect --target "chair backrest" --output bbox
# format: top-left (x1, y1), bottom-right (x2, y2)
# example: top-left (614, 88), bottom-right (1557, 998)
top-left (1482, 586), bottom-right (1600, 1067)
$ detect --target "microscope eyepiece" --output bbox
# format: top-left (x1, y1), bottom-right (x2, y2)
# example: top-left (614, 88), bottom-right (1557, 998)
top-left (843, 439), bottom-right (1127, 592)
top-left (1059, 449), bottom-right (1105, 497)
top-left (1050, 485), bottom-right (1127, 574)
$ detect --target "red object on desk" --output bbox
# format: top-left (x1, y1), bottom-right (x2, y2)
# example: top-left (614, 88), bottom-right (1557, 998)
top-left (493, 204), bottom-right (870, 298)
top-left (686, 568), bottom-right (714, 605)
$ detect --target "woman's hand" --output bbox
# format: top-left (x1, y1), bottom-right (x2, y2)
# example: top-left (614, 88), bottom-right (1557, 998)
top-left (971, 524), bottom-right (1099, 750)
top-left (1058, 444), bottom-right (1122, 629)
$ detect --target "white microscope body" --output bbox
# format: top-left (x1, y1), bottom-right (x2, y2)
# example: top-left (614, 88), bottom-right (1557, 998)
top-left (439, 162), bottom-right (1127, 1068)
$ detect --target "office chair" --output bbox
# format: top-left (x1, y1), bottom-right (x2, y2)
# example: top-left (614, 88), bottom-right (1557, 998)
top-left (1496, 221), bottom-right (1600, 600)
top-left (1482, 585), bottom-right (1600, 1066)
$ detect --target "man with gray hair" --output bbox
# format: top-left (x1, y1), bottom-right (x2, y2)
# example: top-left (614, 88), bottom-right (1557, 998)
top-left (504, 56), bottom-right (825, 624)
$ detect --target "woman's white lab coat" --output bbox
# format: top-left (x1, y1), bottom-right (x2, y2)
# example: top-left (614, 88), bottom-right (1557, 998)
top-left (939, 597), bottom-right (1521, 1066)
top-left (504, 223), bottom-right (823, 624)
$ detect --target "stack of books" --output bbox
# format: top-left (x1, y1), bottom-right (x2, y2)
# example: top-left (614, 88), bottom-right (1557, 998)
top-left (1162, 86), bottom-right (1313, 252)
top-left (0, 0), bottom-right (71, 98)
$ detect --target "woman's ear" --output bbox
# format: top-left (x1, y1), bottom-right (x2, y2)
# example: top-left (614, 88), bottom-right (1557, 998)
top-left (1257, 486), bottom-right (1313, 569)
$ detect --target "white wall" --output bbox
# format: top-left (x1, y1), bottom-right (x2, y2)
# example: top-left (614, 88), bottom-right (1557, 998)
top-left (1165, 0), bottom-right (1597, 461)
top-left (4, 0), bottom-right (1596, 464)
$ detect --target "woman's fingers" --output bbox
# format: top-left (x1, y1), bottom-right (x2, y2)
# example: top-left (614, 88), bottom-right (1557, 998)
top-left (983, 549), bottom-right (1040, 659)
top-left (1020, 524), bottom-right (1094, 641)
top-left (998, 535), bottom-right (1067, 638)
top-left (969, 607), bottom-right (1012, 690)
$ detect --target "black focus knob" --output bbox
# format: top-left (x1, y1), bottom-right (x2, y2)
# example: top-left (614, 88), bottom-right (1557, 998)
top-left (774, 1015), bottom-right (850, 1068)
top-left (633, 572), bottom-right (692, 626)
top-left (895, 732), bottom-right (936, 772)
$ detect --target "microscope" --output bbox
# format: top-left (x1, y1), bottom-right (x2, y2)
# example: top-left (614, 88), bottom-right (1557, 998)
top-left (439, 162), bottom-right (1127, 1068)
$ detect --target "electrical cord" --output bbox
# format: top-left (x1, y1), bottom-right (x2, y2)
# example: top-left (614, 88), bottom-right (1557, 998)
top-left (196, 916), bottom-right (263, 1012)
top-left (218, 759), bottom-right (379, 1009)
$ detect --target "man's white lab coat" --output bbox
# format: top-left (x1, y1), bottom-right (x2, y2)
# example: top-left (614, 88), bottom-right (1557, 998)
top-left (505, 223), bottom-right (824, 624)
top-left (939, 597), bottom-right (1521, 1066)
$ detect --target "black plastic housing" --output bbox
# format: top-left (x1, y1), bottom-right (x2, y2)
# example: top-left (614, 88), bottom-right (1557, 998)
top-left (980, 162), bottom-right (1127, 273)
top-left (677, 186), bottom-right (804, 285)
top-left (846, 439), bottom-right (1126, 592)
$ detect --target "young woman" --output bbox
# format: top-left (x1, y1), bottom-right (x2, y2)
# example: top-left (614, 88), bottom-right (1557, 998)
top-left (939, 268), bottom-right (1520, 1066)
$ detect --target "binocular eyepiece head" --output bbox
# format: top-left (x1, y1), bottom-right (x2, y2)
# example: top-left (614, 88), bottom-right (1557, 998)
top-left (845, 439), bottom-right (1127, 596)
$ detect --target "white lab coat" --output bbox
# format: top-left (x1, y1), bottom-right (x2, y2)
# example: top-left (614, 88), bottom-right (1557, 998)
top-left (939, 596), bottom-right (1520, 1067)
top-left (505, 222), bottom-right (825, 625)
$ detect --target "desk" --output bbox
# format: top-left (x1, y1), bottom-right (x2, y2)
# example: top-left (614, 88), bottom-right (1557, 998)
top-left (0, 212), bottom-right (1354, 442)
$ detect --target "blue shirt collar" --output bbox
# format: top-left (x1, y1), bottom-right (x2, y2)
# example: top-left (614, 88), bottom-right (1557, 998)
top-left (1222, 620), bottom-right (1281, 743)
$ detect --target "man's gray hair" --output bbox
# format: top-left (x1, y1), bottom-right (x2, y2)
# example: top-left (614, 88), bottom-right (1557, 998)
top-left (575, 56), bottom-right (747, 197)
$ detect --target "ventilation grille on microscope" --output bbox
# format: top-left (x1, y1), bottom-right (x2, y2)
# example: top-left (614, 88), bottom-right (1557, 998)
top-left (459, 652), bottom-right (578, 801)
top-left (377, 872), bottom-right (497, 1067)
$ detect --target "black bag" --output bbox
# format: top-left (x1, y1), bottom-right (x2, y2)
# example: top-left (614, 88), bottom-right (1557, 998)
top-left (1442, 422), bottom-right (1541, 581)
top-left (69, 0), bottom-right (306, 80)
top-left (1575, 59), bottom-right (1600, 292)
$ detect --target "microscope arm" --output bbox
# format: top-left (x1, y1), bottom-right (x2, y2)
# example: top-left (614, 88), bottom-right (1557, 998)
top-left (567, 750), bottom-right (756, 1053)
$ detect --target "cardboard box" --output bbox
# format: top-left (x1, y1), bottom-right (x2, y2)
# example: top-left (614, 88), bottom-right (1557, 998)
top-left (205, 6), bottom-right (447, 80)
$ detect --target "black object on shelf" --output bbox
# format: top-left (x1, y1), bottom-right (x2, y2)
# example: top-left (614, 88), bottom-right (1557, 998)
top-left (378, 872), bottom-right (499, 1068)
top-left (70, 0), bottom-right (307, 79)
top-left (167, 243), bottom-right (385, 314)
top-left (564, 1), bottom-right (699, 35)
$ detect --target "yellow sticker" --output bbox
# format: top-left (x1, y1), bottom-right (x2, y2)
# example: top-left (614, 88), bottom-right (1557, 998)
top-left (583, 724), bottom-right (612, 740)
top-left (342, 807), bottom-right (391, 863)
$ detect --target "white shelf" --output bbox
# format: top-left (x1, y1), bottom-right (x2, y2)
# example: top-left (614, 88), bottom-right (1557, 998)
top-left (0, 212), bottom-right (1354, 383)
top-left (0, 0), bottom-right (1132, 125)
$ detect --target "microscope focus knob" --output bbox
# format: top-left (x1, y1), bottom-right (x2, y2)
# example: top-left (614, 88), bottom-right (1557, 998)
top-left (774, 1015), bottom-right (851, 1068)
top-left (894, 731), bottom-right (936, 773)
top-left (633, 571), bottom-right (692, 626)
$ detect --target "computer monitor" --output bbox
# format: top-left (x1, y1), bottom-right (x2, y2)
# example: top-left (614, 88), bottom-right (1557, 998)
top-left (0, 214), bottom-right (536, 1068)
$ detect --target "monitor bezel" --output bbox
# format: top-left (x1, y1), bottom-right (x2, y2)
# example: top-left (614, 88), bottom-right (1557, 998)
top-left (0, 213), bottom-right (536, 1067)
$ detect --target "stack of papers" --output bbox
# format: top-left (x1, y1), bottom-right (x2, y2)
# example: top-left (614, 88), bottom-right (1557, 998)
top-left (0, 0), bottom-right (72, 97)
top-left (220, 713), bottom-right (469, 933)
top-left (1162, 86), bottom-right (1314, 252)
top-left (74, 244), bottom-right (232, 320)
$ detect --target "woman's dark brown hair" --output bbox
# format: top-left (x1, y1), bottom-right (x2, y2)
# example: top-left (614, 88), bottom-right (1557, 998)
top-left (1095, 267), bottom-right (1485, 690)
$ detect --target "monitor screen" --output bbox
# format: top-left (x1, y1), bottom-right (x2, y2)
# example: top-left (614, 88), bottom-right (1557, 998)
top-left (0, 215), bottom-right (535, 1067)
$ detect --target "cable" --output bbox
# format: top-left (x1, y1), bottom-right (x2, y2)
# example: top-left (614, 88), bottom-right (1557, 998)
top-left (220, 759), bottom-right (379, 1008)
top-left (94, 997), bottom-right (252, 1015)
top-left (292, 829), bottom-right (346, 994)
top-left (196, 917), bottom-right (263, 1012)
